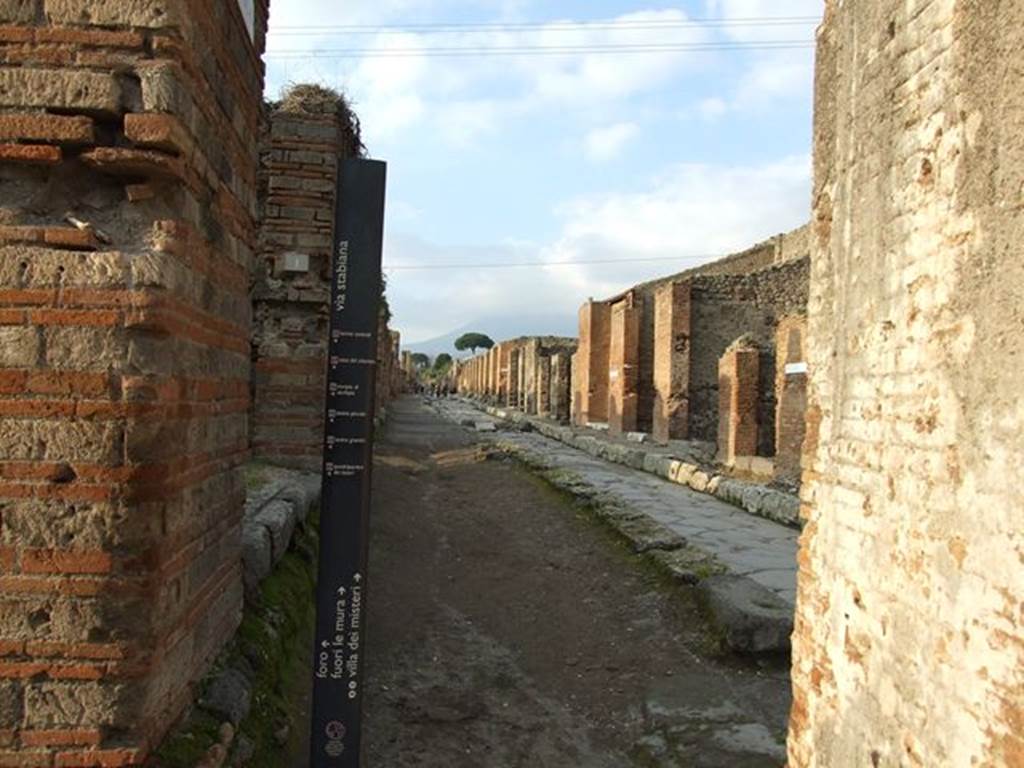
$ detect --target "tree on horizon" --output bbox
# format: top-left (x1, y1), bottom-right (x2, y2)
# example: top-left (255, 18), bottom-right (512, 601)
top-left (454, 332), bottom-right (495, 355)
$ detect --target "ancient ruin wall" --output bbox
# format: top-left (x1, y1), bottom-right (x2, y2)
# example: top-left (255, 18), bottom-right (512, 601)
top-left (0, 0), bottom-right (268, 762)
top-left (607, 296), bottom-right (639, 436)
top-left (773, 316), bottom-right (807, 483)
top-left (251, 91), bottom-right (361, 472)
top-left (789, 1), bottom-right (1024, 765)
top-left (572, 300), bottom-right (610, 425)
top-left (652, 281), bottom-right (691, 443)
top-left (687, 257), bottom-right (809, 446)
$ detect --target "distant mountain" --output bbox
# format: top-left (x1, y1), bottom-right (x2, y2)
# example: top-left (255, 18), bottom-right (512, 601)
top-left (404, 313), bottom-right (577, 357)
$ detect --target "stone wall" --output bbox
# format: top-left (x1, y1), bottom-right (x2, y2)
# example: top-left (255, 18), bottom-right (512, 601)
top-left (789, 1), bottom-right (1024, 765)
top-left (570, 237), bottom-right (809, 482)
top-left (688, 257), bottom-right (809, 447)
top-left (252, 89), bottom-right (399, 465)
top-left (0, 0), bottom-right (268, 763)
top-left (456, 337), bottom-right (577, 420)
top-left (251, 89), bottom-right (358, 472)
top-left (572, 300), bottom-right (610, 425)
top-left (652, 281), bottom-right (691, 443)
top-left (607, 295), bottom-right (639, 436)
top-left (773, 316), bottom-right (807, 483)
top-left (549, 353), bottom-right (572, 423)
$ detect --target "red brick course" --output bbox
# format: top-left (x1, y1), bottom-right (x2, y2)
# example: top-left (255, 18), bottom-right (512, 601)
top-left (0, 0), bottom-right (269, 762)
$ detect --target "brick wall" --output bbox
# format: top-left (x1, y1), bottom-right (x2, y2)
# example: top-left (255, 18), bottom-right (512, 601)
top-left (687, 257), bottom-right (809, 445)
top-left (652, 281), bottom-right (691, 444)
top-left (536, 355), bottom-right (551, 416)
top-left (790, 1), bottom-right (1024, 765)
top-left (572, 300), bottom-right (611, 425)
top-left (571, 232), bottom-right (808, 448)
top-left (456, 337), bottom-right (576, 420)
top-left (716, 340), bottom-right (760, 464)
top-left (607, 296), bottom-right (639, 436)
top-left (0, 0), bottom-right (268, 762)
top-left (520, 339), bottom-right (538, 413)
top-left (251, 88), bottom-right (360, 472)
top-left (773, 316), bottom-right (806, 483)
top-left (507, 346), bottom-right (517, 405)
top-left (550, 353), bottom-right (572, 423)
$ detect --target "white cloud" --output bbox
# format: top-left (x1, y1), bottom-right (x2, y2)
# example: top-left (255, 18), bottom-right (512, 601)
top-left (699, 0), bottom-right (821, 114)
top-left (266, 7), bottom-right (716, 147)
top-left (698, 96), bottom-right (728, 121)
top-left (389, 155), bottom-right (812, 343)
top-left (583, 122), bottom-right (639, 162)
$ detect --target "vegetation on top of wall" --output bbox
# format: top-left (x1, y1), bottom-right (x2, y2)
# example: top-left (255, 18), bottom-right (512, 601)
top-left (269, 82), bottom-right (365, 157)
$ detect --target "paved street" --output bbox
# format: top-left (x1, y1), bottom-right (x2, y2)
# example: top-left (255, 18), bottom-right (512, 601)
top-left (433, 398), bottom-right (800, 606)
top-left (354, 397), bottom-right (791, 766)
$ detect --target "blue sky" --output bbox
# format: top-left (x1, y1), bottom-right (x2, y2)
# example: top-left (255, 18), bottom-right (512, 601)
top-left (264, 1), bottom-right (822, 345)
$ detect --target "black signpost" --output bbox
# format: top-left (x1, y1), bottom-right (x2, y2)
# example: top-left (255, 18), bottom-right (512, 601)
top-left (308, 158), bottom-right (387, 767)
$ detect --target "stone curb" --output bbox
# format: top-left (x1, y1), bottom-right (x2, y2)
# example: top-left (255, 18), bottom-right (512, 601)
top-left (242, 466), bottom-right (322, 601)
top-left (473, 400), bottom-right (801, 529)
top-left (193, 465), bottom-right (322, 754)
top-left (432, 400), bottom-right (794, 655)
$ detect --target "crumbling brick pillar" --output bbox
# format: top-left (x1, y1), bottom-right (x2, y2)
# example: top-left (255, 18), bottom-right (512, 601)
top-left (0, 0), bottom-right (268, 763)
top-left (717, 339), bottom-right (760, 464)
top-left (506, 347), bottom-right (520, 408)
top-left (521, 339), bottom-right (539, 413)
top-left (573, 300), bottom-right (611, 425)
top-left (552, 353), bottom-right (572, 423)
top-left (773, 316), bottom-right (807, 482)
top-left (790, 3), bottom-right (1024, 764)
top-left (537, 355), bottom-right (552, 416)
top-left (488, 347), bottom-right (499, 399)
top-left (252, 89), bottom-right (362, 471)
top-left (608, 297), bottom-right (640, 436)
top-left (652, 281), bottom-right (692, 444)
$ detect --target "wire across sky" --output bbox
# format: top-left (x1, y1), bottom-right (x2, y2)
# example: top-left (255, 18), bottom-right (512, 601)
top-left (265, 15), bottom-right (819, 59)
top-left (269, 16), bottom-right (821, 34)
top-left (381, 255), bottom-right (740, 271)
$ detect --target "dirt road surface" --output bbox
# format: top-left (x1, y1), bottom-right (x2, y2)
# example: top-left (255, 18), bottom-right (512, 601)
top-left (302, 397), bottom-right (792, 766)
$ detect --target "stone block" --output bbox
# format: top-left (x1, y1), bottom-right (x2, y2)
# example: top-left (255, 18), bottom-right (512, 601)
top-left (24, 682), bottom-right (131, 728)
top-left (45, 327), bottom-right (126, 371)
top-left (200, 669), bottom-right (251, 726)
top-left (0, 681), bottom-right (22, 728)
top-left (252, 499), bottom-right (296, 563)
top-left (697, 575), bottom-right (792, 654)
top-left (44, 0), bottom-right (181, 28)
top-left (0, 0), bottom-right (38, 22)
top-left (0, 326), bottom-right (39, 366)
top-left (0, 67), bottom-right (124, 116)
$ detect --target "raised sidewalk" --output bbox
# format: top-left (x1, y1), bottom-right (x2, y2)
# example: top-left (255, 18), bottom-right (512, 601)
top-left (432, 397), bottom-right (798, 654)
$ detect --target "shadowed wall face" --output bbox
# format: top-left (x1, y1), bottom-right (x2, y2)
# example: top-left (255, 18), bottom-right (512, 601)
top-left (652, 281), bottom-right (692, 444)
top-left (773, 317), bottom-right (807, 483)
top-left (717, 345), bottom-right (759, 464)
top-left (0, 0), bottom-right (268, 762)
top-left (790, 1), bottom-right (1024, 765)
top-left (251, 101), bottom-right (360, 472)
top-left (573, 300), bottom-right (611, 425)
top-left (608, 298), bottom-right (640, 436)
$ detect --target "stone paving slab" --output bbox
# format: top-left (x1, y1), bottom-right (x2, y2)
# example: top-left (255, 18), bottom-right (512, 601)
top-left (473, 400), bottom-right (802, 529)
top-left (431, 398), bottom-right (799, 610)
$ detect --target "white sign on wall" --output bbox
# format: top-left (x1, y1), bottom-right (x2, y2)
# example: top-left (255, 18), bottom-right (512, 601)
top-left (237, 0), bottom-right (255, 40)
